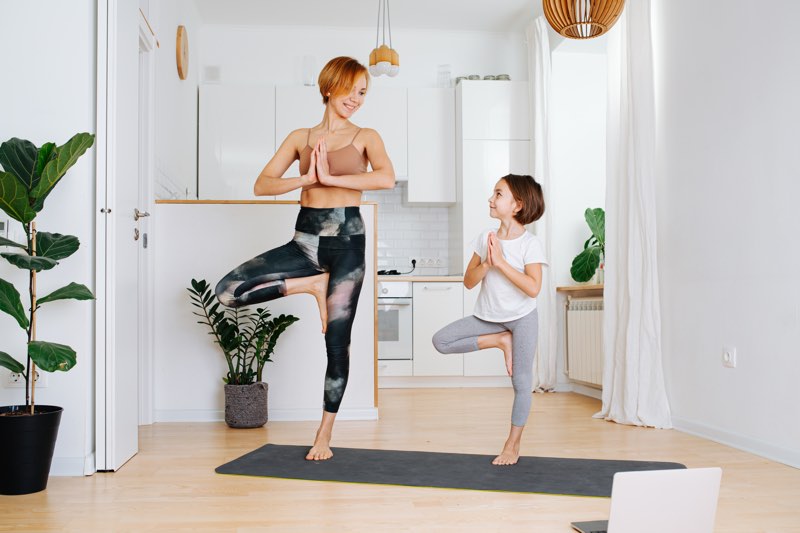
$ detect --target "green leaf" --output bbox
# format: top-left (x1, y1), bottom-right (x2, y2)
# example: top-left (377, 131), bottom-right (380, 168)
top-left (31, 133), bottom-right (95, 212)
top-left (0, 235), bottom-right (25, 249)
top-left (38, 282), bottom-right (94, 305)
top-left (0, 252), bottom-right (58, 271)
top-left (0, 278), bottom-right (30, 329)
top-left (0, 137), bottom-right (38, 190)
top-left (585, 208), bottom-right (605, 245)
top-left (0, 170), bottom-right (37, 223)
top-left (34, 143), bottom-right (56, 186)
top-left (28, 340), bottom-right (77, 372)
top-left (36, 232), bottom-right (79, 260)
top-left (0, 351), bottom-right (24, 374)
top-left (570, 246), bottom-right (602, 283)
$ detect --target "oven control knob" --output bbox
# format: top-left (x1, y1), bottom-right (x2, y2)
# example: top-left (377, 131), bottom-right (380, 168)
top-left (381, 288), bottom-right (388, 294)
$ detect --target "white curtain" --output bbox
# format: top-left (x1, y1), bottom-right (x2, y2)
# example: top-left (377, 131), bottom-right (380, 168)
top-left (596, 0), bottom-right (672, 428)
top-left (526, 17), bottom-right (558, 391)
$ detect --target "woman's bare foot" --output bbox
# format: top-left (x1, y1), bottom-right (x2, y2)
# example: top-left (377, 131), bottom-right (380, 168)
top-left (306, 411), bottom-right (336, 461)
top-left (497, 331), bottom-right (513, 376)
top-left (286, 273), bottom-right (329, 333)
top-left (306, 431), bottom-right (333, 461)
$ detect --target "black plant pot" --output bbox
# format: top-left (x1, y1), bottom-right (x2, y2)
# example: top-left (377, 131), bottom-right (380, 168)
top-left (224, 382), bottom-right (268, 428)
top-left (0, 405), bottom-right (63, 495)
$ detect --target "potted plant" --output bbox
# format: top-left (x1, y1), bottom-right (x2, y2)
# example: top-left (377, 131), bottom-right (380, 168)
top-left (187, 278), bottom-right (299, 428)
top-left (570, 207), bottom-right (605, 284)
top-left (0, 133), bottom-right (95, 495)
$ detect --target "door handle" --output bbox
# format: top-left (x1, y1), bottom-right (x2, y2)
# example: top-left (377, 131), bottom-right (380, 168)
top-left (134, 208), bottom-right (151, 221)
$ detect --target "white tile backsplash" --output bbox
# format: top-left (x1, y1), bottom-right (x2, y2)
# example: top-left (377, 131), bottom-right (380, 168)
top-left (364, 182), bottom-right (453, 275)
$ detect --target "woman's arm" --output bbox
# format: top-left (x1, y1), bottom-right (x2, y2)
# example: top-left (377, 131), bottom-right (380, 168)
top-left (463, 252), bottom-right (490, 290)
top-left (253, 129), bottom-right (317, 196)
top-left (488, 233), bottom-right (543, 298)
top-left (315, 129), bottom-right (395, 191)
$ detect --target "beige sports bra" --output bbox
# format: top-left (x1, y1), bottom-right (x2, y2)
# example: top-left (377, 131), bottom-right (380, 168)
top-left (299, 128), bottom-right (368, 189)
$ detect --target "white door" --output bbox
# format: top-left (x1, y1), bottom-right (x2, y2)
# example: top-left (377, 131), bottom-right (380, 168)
top-left (95, 0), bottom-right (145, 471)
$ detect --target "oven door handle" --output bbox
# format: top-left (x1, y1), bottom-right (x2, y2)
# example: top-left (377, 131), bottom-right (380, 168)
top-left (378, 298), bottom-right (412, 306)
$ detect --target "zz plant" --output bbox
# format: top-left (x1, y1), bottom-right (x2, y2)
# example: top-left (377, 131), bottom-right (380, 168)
top-left (570, 207), bottom-right (606, 283)
top-left (0, 133), bottom-right (96, 412)
top-left (188, 279), bottom-right (299, 384)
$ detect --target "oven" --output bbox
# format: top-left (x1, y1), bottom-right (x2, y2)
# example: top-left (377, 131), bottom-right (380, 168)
top-left (377, 281), bottom-right (413, 360)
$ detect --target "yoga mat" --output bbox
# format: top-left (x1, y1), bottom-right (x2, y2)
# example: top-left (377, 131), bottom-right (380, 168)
top-left (216, 444), bottom-right (685, 497)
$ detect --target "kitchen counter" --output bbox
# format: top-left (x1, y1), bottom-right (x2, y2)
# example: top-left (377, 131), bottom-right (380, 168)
top-left (377, 275), bottom-right (464, 282)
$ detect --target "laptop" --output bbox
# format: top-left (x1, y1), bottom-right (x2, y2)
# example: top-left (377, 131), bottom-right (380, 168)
top-left (571, 467), bottom-right (722, 533)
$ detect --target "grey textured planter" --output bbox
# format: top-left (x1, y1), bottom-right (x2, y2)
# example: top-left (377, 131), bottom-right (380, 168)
top-left (224, 382), bottom-right (268, 428)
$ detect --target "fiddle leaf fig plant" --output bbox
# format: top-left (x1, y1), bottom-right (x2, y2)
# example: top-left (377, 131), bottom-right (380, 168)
top-left (570, 207), bottom-right (605, 283)
top-left (0, 133), bottom-right (95, 412)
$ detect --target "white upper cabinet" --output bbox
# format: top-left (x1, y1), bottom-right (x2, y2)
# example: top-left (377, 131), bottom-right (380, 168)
top-left (407, 88), bottom-right (456, 204)
top-left (198, 84), bottom-right (275, 200)
top-left (357, 87), bottom-right (408, 179)
top-left (458, 81), bottom-right (530, 140)
top-left (275, 86), bottom-right (324, 201)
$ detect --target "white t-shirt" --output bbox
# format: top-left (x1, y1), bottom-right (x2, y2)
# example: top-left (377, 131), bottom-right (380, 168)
top-left (471, 228), bottom-right (548, 322)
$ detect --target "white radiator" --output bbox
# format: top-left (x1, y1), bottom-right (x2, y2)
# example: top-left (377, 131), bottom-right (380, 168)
top-left (565, 296), bottom-right (604, 387)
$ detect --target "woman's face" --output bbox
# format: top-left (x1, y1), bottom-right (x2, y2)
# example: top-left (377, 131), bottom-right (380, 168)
top-left (329, 74), bottom-right (368, 118)
top-left (488, 179), bottom-right (520, 220)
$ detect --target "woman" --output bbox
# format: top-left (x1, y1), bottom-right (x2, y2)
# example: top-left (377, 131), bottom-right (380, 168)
top-left (215, 57), bottom-right (395, 461)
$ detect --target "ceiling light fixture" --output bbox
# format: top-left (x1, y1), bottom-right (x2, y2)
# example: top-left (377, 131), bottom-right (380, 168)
top-left (542, 0), bottom-right (626, 39)
top-left (368, 0), bottom-right (399, 77)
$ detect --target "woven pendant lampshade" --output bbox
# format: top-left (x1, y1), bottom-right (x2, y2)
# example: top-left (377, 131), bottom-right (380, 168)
top-left (369, 0), bottom-right (399, 77)
top-left (543, 0), bottom-right (626, 39)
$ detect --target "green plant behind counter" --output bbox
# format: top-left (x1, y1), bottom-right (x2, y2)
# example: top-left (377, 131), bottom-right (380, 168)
top-left (570, 207), bottom-right (605, 283)
top-left (187, 279), bottom-right (299, 384)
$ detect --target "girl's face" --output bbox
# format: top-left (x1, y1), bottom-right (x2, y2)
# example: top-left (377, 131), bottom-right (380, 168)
top-left (329, 75), bottom-right (368, 119)
top-left (488, 179), bottom-right (521, 221)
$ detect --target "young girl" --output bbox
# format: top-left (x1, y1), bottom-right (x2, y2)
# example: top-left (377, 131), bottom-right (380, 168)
top-left (432, 174), bottom-right (546, 466)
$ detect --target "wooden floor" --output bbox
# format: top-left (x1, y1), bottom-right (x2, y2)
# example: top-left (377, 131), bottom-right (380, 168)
top-left (2, 390), bottom-right (799, 532)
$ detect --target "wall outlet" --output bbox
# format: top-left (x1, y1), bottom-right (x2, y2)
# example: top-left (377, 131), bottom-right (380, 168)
top-left (417, 257), bottom-right (443, 267)
top-left (722, 347), bottom-right (737, 369)
top-left (5, 370), bottom-right (47, 388)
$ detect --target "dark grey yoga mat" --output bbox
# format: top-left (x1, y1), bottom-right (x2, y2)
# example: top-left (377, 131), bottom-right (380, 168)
top-left (216, 444), bottom-right (685, 497)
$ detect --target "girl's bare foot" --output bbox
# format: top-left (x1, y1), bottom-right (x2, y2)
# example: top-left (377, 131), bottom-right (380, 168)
top-left (286, 273), bottom-right (329, 333)
top-left (497, 331), bottom-right (513, 376)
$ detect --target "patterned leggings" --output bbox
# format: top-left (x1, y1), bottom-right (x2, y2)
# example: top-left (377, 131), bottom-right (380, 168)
top-left (215, 206), bottom-right (366, 413)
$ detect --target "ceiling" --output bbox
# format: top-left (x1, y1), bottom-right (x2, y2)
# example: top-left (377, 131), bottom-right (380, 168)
top-left (192, 0), bottom-right (544, 33)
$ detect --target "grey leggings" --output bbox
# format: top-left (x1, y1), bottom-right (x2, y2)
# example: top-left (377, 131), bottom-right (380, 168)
top-left (432, 309), bottom-right (539, 427)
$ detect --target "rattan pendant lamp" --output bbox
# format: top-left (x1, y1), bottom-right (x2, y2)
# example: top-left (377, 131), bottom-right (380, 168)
top-left (368, 0), bottom-right (399, 77)
top-left (543, 0), bottom-right (626, 39)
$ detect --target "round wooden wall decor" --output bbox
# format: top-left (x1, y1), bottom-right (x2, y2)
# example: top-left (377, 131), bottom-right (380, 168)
top-left (176, 25), bottom-right (189, 80)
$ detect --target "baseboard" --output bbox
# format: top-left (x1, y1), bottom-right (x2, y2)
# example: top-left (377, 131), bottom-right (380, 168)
top-left (672, 416), bottom-right (800, 469)
top-left (155, 407), bottom-right (379, 423)
top-left (568, 382), bottom-right (603, 400)
top-left (50, 456), bottom-right (90, 477)
top-left (379, 376), bottom-right (513, 388)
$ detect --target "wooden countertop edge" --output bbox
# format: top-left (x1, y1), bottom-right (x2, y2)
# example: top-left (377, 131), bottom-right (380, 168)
top-left (556, 284), bottom-right (604, 292)
top-left (155, 200), bottom-right (378, 205)
top-left (377, 276), bottom-right (464, 282)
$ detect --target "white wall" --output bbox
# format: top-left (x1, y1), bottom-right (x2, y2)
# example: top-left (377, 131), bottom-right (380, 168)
top-left (152, 0), bottom-right (201, 199)
top-left (0, 0), bottom-right (97, 475)
top-left (550, 43), bottom-right (608, 288)
top-left (197, 26), bottom-right (527, 88)
top-left (653, 0), bottom-right (800, 467)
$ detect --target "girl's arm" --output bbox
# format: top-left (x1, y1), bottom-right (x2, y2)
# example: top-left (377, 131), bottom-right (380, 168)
top-left (315, 129), bottom-right (395, 191)
top-left (463, 253), bottom-right (490, 290)
top-left (253, 129), bottom-right (318, 196)
top-left (488, 232), bottom-right (543, 297)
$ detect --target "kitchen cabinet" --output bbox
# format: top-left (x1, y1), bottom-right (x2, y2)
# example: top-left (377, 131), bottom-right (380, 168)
top-left (459, 81), bottom-right (530, 140)
top-left (356, 87), bottom-right (408, 179)
top-left (407, 88), bottom-right (455, 203)
top-left (412, 282), bottom-right (463, 376)
top-left (198, 84), bottom-right (275, 200)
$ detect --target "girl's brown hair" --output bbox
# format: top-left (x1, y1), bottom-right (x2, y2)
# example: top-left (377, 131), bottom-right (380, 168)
top-left (318, 57), bottom-right (370, 104)
top-left (501, 174), bottom-right (545, 225)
